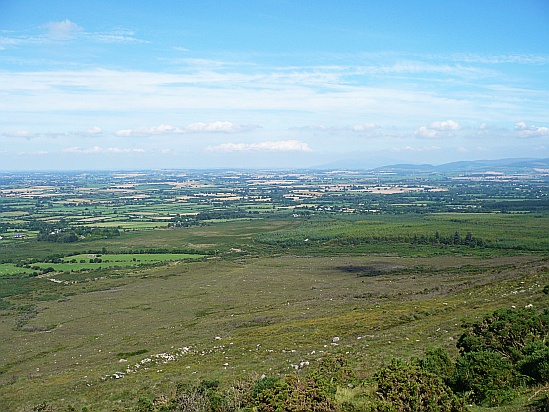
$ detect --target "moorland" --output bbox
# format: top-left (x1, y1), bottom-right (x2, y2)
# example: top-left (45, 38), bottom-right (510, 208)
top-left (1, 162), bottom-right (549, 411)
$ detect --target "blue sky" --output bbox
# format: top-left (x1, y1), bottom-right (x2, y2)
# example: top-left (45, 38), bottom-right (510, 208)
top-left (1, 0), bottom-right (548, 170)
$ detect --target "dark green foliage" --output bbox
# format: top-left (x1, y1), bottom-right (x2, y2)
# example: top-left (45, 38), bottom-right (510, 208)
top-left (453, 307), bottom-right (549, 406)
top-left (310, 354), bottom-right (358, 393)
top-left (133, 396), bottom-right (155, 412)
top-left (519, 342), bottom-right (549, 384)
top-left (457, 308), bottom-right (549, 363)
top-left (250, 376), bottom-right (281, 401)
top-left (35, 224), bottom-right (121, 243)
top-left (418, 348), bottom-right (455, 384)
top-left (248, 374), bottom-right (340, 412)
top-left (452, 350), bottom-right (519, 406)
top-left (373, 359), bottom-right (467, 411)
top-left (172, 380), bottom-right (227, 412)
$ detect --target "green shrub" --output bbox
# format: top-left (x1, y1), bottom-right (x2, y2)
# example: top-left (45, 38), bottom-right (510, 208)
top-left (418, 348), bottom-right (455, 384)
top-left (452, 350), bottom-right (519, 406)
top-left (133, 396), bottom-right (155, 412)
top-left (457, 308), bottom-right (549, 363)
top-left (373, 359), bottom-right (467, 412)
top-left (248, 374), bottom-right (340, 411)
top-left (173, 380), bottom-right (228, 412)
top-left (309, 354), bottom-right (358, 397)
top-left (519, 341), bottom-right (549, 384)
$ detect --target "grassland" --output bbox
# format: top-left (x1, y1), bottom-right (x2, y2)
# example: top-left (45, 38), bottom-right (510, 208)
top-left (1, 250), bottom-right (547, 410)
top-left (0, 169), bottom-right (548, 410)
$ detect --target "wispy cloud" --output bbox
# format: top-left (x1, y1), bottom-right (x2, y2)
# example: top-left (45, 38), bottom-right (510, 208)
top-left (205, 140), bottom-right (312, 153)
top-left (185, 121), bottom-right (259, 133)
top-left (289, 123), bottom-right (379, 133)
top-left (449, 53), bottom-right (549, 65)
top-left (457, 146), bottom-right (488, 153)
top-left (2, 126), bottom-right (103, 139)
top-left (2, 130), bottom-right (34, 138)
top-left (0, 20), bottom-right (147, 48)
top-left (42, 19), bottom-right (84, 38)
top-left (115, 122), bottom-right (259, 137)
top-left (63, 146), bottom-right (145, 154)
top-left (390, 145), bottom-right (442, 152)
top-left (16, 150), bottom-right (49, 156)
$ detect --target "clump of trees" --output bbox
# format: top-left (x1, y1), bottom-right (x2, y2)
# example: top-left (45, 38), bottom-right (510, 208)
top-left (36, 225), bottom-right (120, 243)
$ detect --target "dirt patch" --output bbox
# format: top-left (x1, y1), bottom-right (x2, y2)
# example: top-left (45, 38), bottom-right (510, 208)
top-left (335, 263), bottom-right (405, 277)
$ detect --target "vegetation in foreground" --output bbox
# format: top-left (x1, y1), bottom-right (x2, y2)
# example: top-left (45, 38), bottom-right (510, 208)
top-left (20, 306), bottom-right (549, 411)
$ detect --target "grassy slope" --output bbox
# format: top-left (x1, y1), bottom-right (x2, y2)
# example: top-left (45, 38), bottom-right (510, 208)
top-left (1, 254), bottom-right (547, 410)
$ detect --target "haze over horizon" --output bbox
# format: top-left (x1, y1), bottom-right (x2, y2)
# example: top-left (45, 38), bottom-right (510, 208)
top-left (1, 0), bottom-right (548, 171)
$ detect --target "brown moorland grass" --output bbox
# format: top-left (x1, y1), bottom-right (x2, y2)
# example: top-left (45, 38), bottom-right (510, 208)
top-left (1, 252), bottom-right (547, 410)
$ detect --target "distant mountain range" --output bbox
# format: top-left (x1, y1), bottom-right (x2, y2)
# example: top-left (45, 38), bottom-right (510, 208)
top-left (315, 157), bottom-right (549, 174)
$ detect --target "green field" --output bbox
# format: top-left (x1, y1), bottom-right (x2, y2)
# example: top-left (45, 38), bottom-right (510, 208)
top-left (0, 263), bottom-right (33, 275)
top-left (23, 253), bottom-right (206, 272)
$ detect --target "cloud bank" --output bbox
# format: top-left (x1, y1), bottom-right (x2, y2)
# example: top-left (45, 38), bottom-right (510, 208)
top-left (205, 140), bottom-right (312, 153)
top-left (115, 122), bottom-right (258, 137)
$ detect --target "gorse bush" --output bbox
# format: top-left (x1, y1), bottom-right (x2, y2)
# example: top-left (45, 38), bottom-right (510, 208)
top-left (373, 359), bottom-right (467, 412)
top-left (248, 374), bottom-right (340, 411)
top-left (451, 307), bottom-right (549, 406)
top-left (417, 348), bottom-right (455, 385)
top-left (457, 307), bottom-right (549, 363)
top-left (452, 350), bottom-right (520, 406)
top-left (519, 341), bottom-right (549, 384)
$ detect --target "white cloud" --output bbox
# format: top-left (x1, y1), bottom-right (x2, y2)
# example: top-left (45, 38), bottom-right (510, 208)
top-left (17, 150), bottom-right (49, 156)
top-left (352, 123), bottom-right (379, 131)
top-left (63, 146), bottom-right (144, 154)
top-left (415, 126), bottom-right (440, 138)
top-left (186, 121), bottom-right (251, 133)
top-left (206, 140), bottom-right (312, 153)
top-left (458, 146), bottom-right (487, 153)
top-left (0, 21), bottom-right (145, 49)
top-left (290, 123), bottom-right (379, 133)
top-left (428, 119), bottom-right (461, 131)
top-left (88, 27), bottom-right (149, 44)
top-left (115, 122), bottom-right (258, 137)
top-left (2, 130), bottom-right (33, 138)
top-left (391, 145), bottom-right (442, 152)
top-left (514, 121), bottom-right (527, 130)
top-left (86, 126), bottom-right (102, 135)
top-left (43, 19), bottom-right (84, 38)
top-left (415, 119), bottom-right (461, 138)
top-left (289, 125), bottom-right (330, 131)
top-left (115, 124), bottom-right (184, 137)
top-left (452, 53), bottom-right (549, 65)
top-left (3, 127), bottom-right (103, 139)
top-left (514, 122), bottom-right (549, 138)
